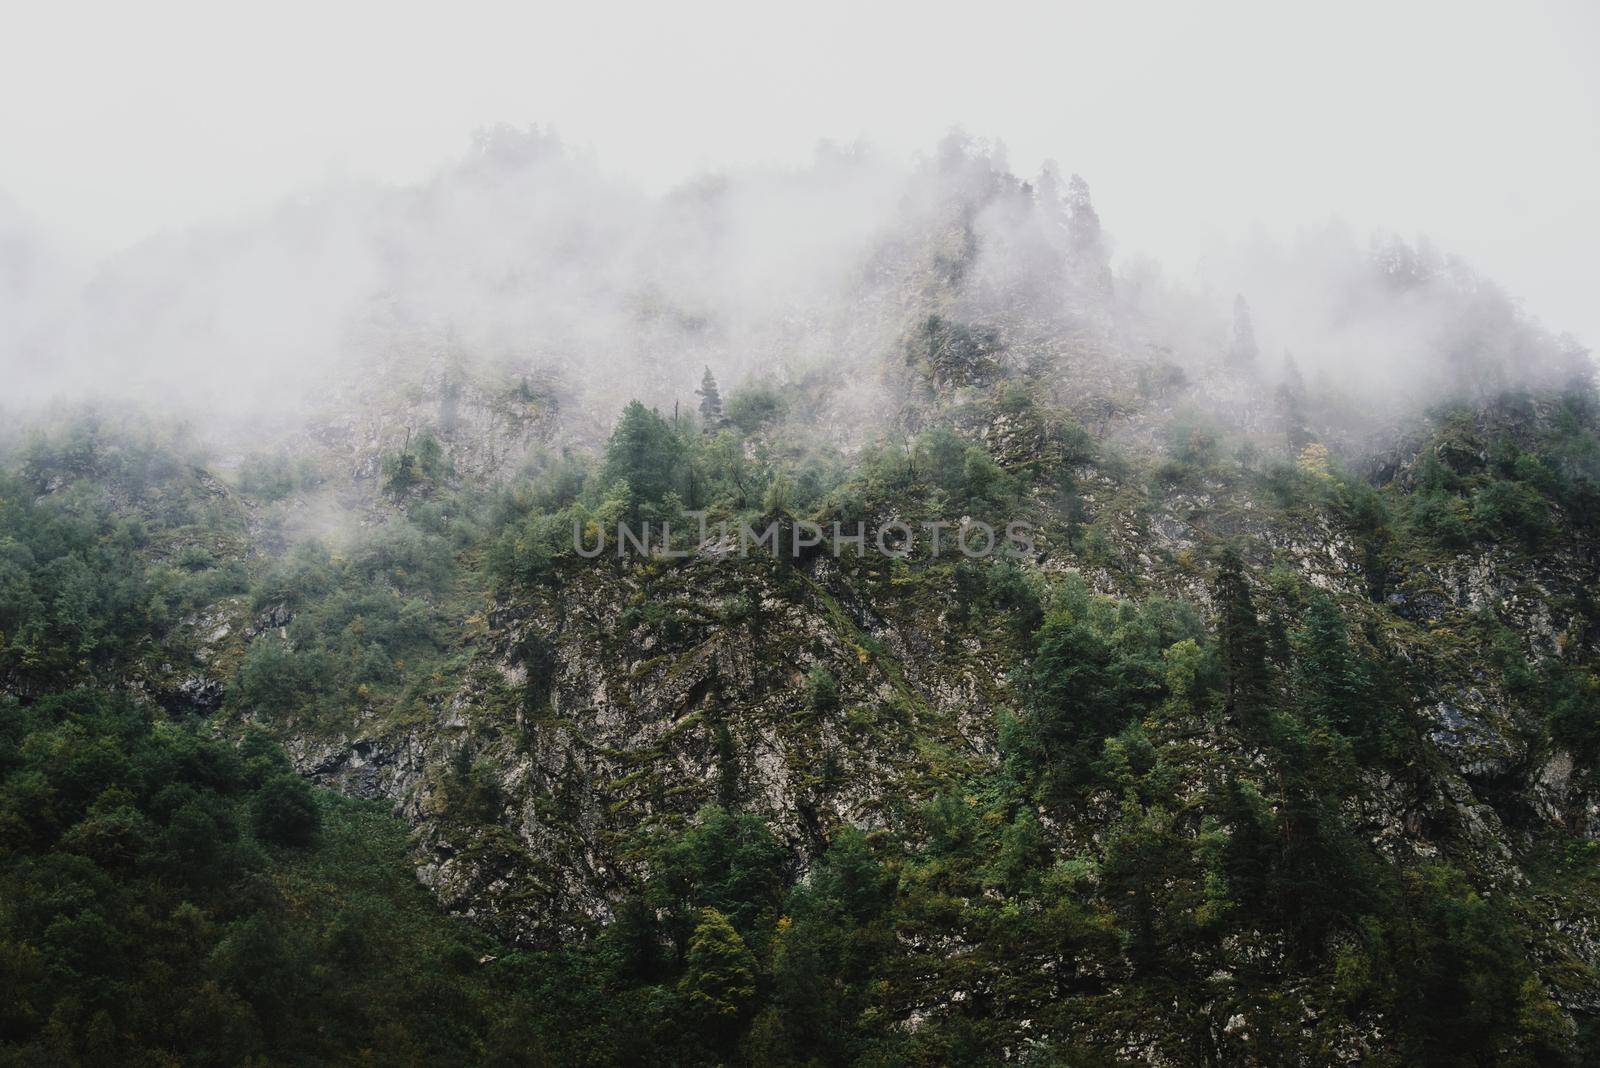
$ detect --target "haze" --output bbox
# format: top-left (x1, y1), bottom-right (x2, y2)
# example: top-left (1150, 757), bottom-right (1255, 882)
top-left (2, 0), bottom-right (1596, 349)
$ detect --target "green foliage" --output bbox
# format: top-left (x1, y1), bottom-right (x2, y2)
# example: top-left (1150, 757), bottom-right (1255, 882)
top-left (490, 505), bottom-right (585, 587)
top-left (804, 665), bottom-right (839, 715)
top-left (349, 520), bottom-right (458, 596)
top-left (236, 451), bottom-right (322, 501)
top-left (986, 559), bottom-right (1045, 636)
top-left (1547, 666), bottom-right (1600, 759)
top-left (696, 366), bottom-right (726, 428)
top-left (602, 400), bottom-right (689, 522)
top-left (235, 635), bottom-right (335, 720)
top-left (0, 438), bottom-right (246, 693)
top-left (238, 522), bottom-right (457, 729)
top-left (912, 427), bottom-right (1020, 519)
top-left (1021, 609), bottom-right (1130, 789)
top-left (650, 805), bottom-right (789, 950)
top-left (0, 689), bottom-right (514, 1064)
top-left (724, 383), bottom-right (785, 434)
top-left (381, 428), bottom-right (450, 497)
top-left (1214, 546), bottom-right (1270, 720)
top-left (1010, 579), bottom-right (1203, 797)
top-left (1100, 797), bottom-right (1210, 971)
top-left (1384, 864), bottom-right (1541, 1065)
top-left (1293, 592), bottom-right (1376, 746)
top-left (250, 772), bottom-right (321, 846)
top-left (6, 390), bottom-right (1600, 1065)
top-left (483, 448), bottom-right (595, 586)
top-left (1470, 478), bottom-right (1550, 543)
top-left (1156, 410), bottom-right (1225, 486)
top-left (908, 314), bottom-right (1003, 387)
top-left (679, 907), bottom-right (758, 1030)
top-left (1333, 472), bottom-right (1394, 600)
top-left (1398, 402), bottom-right (1600, 553)
top-left (755, 828), bottom-right (896, 1062)
top-left (433, 748), bottom-right (505, 822)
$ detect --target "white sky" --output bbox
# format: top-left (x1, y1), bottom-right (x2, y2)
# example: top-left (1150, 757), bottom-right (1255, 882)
top-left (4, 0), bottom-right (1598, 346)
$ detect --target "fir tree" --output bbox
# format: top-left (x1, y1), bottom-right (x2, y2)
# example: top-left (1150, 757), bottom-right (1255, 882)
top-left (610, 894), bottom-right (663, 983)
top-left (1295, 593), bottom-right (1370, 742)
top-left (1065, 173), bottom-right (1113, 298)
top-left (250, 774), bottom-right (321, 846)
top-left (696, 366), bottom-right (725, 428)
top-left (600, 400), bottom-right (684, 521)
top-left (1214, 546), bottom-right (1269, 719)
top-left (1065, 174), bottom-right (1103, 253)
top-left (1023, 611), bottom-right (1121, 791)
top-left (679, 907), bottom-right (758, 1034)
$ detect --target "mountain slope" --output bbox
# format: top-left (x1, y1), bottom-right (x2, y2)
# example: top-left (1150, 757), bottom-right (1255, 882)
top-left (4, 138), bottom-right (1600, 1064)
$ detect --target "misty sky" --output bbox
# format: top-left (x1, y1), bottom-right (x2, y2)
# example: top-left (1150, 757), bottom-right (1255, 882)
top-left (5, 0), bottom-right (1598, 348)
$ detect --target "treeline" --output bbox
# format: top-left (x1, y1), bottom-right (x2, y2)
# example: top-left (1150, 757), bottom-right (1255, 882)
top-left (0, 422), bottom-right (248, 696)
top-left (487, 379), bottom-right (1048, 587)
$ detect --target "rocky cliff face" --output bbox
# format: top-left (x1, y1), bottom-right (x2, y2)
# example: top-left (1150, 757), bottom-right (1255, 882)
top-left (284, 540), bottom-right (1011, 941)
top-left (240, 346), bottom-right (1599, 963)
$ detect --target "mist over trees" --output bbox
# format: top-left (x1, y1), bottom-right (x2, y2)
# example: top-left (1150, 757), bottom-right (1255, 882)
top-left (3, 126), bottom-right (1587, 459)
top-left (4, 120), bottom-right (1600, 1066)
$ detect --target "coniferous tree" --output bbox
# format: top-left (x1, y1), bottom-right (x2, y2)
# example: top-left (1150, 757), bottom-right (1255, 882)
top-left (679, 908), bottom-right (758, 1036)
top-left (1065, 173), bottom-right (1113, 299)
top-left (609, 894), bottom-right (663, 982)
top-left (1214, 547), bottom-right (1269, 719)
top-left (696, 366), bottom-right (725, 429)
top-left (600, 400), bottom-right (684, 521)
top-left (1295, 593), bottom-right (1370, 742)
top-left (1065, 174), bottom-right (1103, 253)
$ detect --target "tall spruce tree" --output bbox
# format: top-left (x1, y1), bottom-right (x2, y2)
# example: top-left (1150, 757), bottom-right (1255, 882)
top-left (601, 400), bottom-right (684, 521)
top-left (1214, 546), bottom-right (1269, 719)
top-left (1296, 592), bottom-right (1370, 742)
top-left (1065, 174), bottom-right (1113, 299)
top-left (1025, 611), bottom-right (1120, 789)
top-left (696, 366), bottom-right (725, 429)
